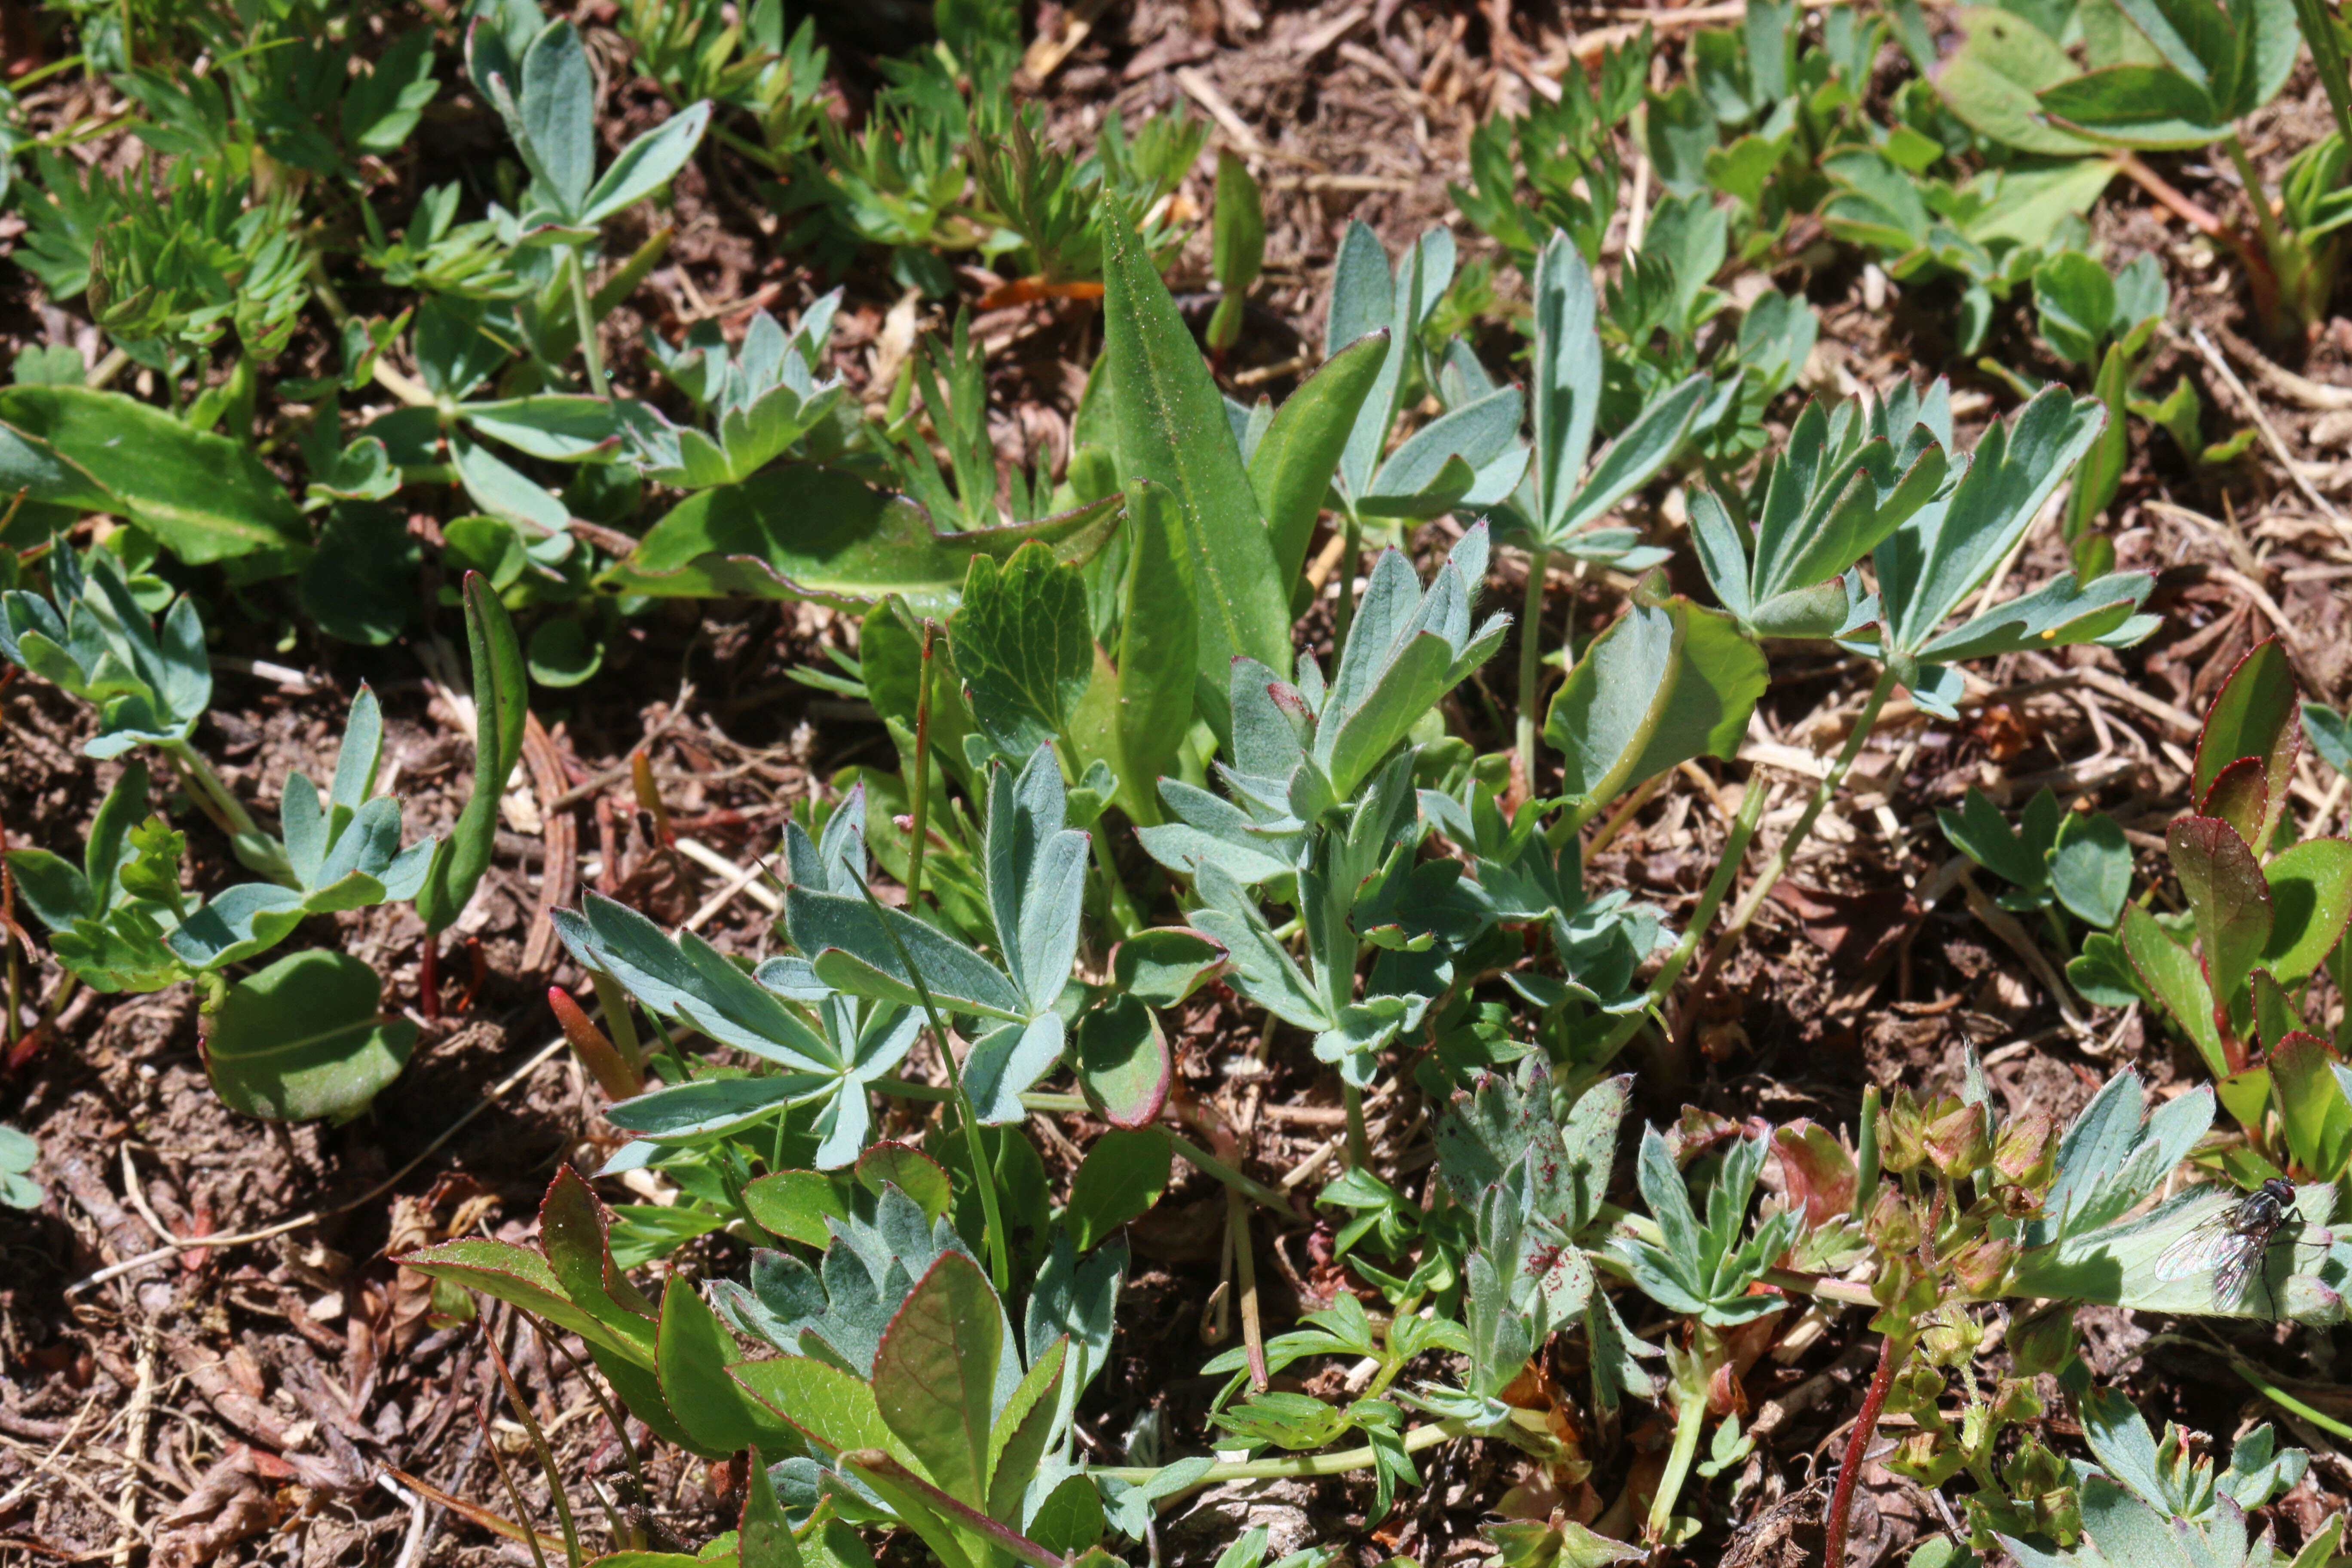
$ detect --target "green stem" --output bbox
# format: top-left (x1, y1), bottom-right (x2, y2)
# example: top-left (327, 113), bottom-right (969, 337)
top-left (1648, 1365), bottom-right (1711, 1542)
top-left (1331, 511), bottom-right (1364, 653)
top-left (906, 621), bottom-right (938, 907)
top-left (1090, 1416), bottom-right (1469, 1489)
top-left (859, 891), bottom-right (1011, 1295)
top-left (2221, 133), bottom-right (2288, 262)
top-left (567, 249), bottom-right (611, 400)
top-left (162, 740), bottom-right (292, 885)
top-left (639, 1010), bottom-right (698, 1086)
top-left (1341, 1080), bottom-right (1371, 1170)
top-left (1167, 1130), bottom-right (1294, 1214)
top-left (2224, 1352), bottom-right (2352, 1442)
top-left (1515, 546), bottom-right (1553, 788)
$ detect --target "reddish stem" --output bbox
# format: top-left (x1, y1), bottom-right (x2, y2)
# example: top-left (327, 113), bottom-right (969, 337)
top-left (1823, 1329), bottom-right (1905, 1568)
top-left (420, 934), bottom-right (441, 1022)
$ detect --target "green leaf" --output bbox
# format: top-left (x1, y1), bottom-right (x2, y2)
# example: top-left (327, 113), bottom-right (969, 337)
top-left (203, 949), bottom-right (418, 1121)
top-left (517, 20), bottom-right (597, 216)
top-left (1937, 786), bottom-right (2053, 892)
top-left (608, 467), bottom-right (1120, 614)
top-left (1205, 151), bottom-right (1264, 355)
top-left (950, 544), bottom-right (1092, 761)
top-left (1099, 192), bottom-right (1289, 734)
top-left (1545, 582), bottom-right (1767, 810)
top-left (871, 1252), bottom-right (1001, 1507)
top-left (1072, 995), bottom-right (1171, 1129)
top-left (2168, 815), bottom-right (2273, 1004)
top-left (2037, 64), bottom-right (2229, 147)
top-left (2051, 809), bottom-right (2132, 927)
top-left (416, 572), bottom-right (528, 935)
top-left (583, 101), bottom-right (713, 225)
top-left (2120, 905), bottom-right (2226, 1077)
top-left (2303, 701), bottom-right (2352, 778)
top-left (1247, 333), bottom-right (1387, 585)
top-left (738, 1447), bottom-right (807, 1568)
top-left (1065, 1128), bottom-right (1170, 1251)
top-left (1111, 481), bottom-right (1198, 821)
top-left (656, 1277), bottom-right (803, 1455)
top-left (0, 386), bottom-right (306, 566)
top-left (857, 1142), bottom-right (952, 1222)
top-left (731, 1354), bottom-right (895, 1456)
top-left (1933, 8), bottom-right (2112, 155)
top-left (401, 1235), bottom-right (631, 1354)
top-left (2269, 1032), bottom-right (2352, 1179)
top-left (743, 1171), bottom-right (850, 1249)
top-left (541, 1165), bottom-right (662, 1351)
top-left (2258, 837), bottom-right (2352, 982)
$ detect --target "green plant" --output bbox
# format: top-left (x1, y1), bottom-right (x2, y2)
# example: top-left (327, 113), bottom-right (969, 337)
top-left (415, 573), bottom-right (529, 1019)
top-left (2105, 639), bottom-right (2352, 1182)
top-left (0, 1124), bottom-right (40, 1208)
top-left (1939, 786), bottom-right (2135, 1003)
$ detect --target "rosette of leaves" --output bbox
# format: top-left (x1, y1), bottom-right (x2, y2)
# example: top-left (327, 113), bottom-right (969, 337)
top-left (967, 104), bottom-right (1208, 286)
top-left (1995, 1387), bottom-right (2336, 1568)
top-left (717, 1180), bottom-right (1124, 1565)
top-left (1140, 529), bottom-right (1505, 1084)
top-left (0, 542), bottom-right (211, 763)
top-left (1711, 379), bottom-right (2157, 717)
top-left (621, 294), bottom-right (849, 489)
top-left (1451, 40), bottom-right (1643, 271)
top-left (781, 747), bottom-right (1185, 1129)
top-left (1609, 1124), bottom-right (1803, 1327)
top-left (6, 690), bottom-right (435, 1119)
top-left (1418, 782), bottom-right (1672, 1016)
top-left (1938, 786), bottom-right (2135, 1002)
top-left (2108, 640), bottom-right (2352, 1180)
top-left (552, 794), bottom-right (922, 1170)
top-left (1319, 224), bottom-right (1528, 533)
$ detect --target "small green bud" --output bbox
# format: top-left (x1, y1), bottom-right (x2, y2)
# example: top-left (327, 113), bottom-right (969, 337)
top-left (1920, 1307), bottom-right (1984, 1367)
top-left (2006, 1305), bottom-right (2077, 1378)
top-left (1994, 1108), bottom-right (2058, 1189)
top-left (1879, 1090), bottom-right (1926, 1174)
top-left (1865, 1186), bottom-right (1923, 1254)
top-left (1992, 1376), bottom-right (2045, 1426)
top-left (1886, 1430), bottom-right (1967, 1487)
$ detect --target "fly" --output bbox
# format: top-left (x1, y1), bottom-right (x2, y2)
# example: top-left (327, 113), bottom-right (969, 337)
top-left (2152, 1176), bottom-right (2296, 1307)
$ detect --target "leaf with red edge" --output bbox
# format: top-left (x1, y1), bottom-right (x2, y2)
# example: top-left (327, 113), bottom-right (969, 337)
top-left (2195, 637), bottom-right (2299, 851)
top-left (2168, 816), bottom-right (2274, 1006)
top-left (2270, 1032), bottom-right (2352, 1179)
top-left (2200, 755), bottom-right (2268, 853)
top-left (856, 1142), bottom-right (952, 1222)
top-left (542, 1165), bottom-right (660, 1349)
top-left (1073, 994), bottom-right (1171, 1129)
top-left (2121, 905), bottom-right (2226, 1078)
top-left (870, 1253), bottom-right (1002, 1508)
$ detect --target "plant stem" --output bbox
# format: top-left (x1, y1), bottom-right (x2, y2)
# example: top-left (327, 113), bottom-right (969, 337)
top-left (567, 249), bottom-right (611, 401)
top-left (1167, 1130), bottom-right (1295, 1213)
top-left (162, 741), bottom-right (292, 885)
top-left (1516, 546), bottom-right (1553, 789)
top-left (2221, 134), bottom-right (2288, 262)
top-left (1090, 1416), bottom-right (1469, 1489)
top-left (906, 620), bottom-right (938, 907)
top-left (1331, 513), bottom-right (1364, 652)
top-left (1824, 1329), bottom-right (1909, 1568)
top-left (1648, 1363), bottom-right (1711, 1542)
top-left (1341, 1080), bottom-right (1370, 1170)
top-left (1688, 665), bottom-right (1899, 1001)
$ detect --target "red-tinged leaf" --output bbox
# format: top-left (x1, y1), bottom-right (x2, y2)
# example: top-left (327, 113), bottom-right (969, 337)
top-left (742, 1170), bottom-right (849, 1248)
top-left (2270, 1032), bottom-right (2352, 1180)
top-left (541, 1166), bottom-right (660, 1347)
top-left (739, 1446), bottom-right (804, 1568)
top-left (870, 1253), bottom-right (1001, 1509)
top-left (841, 1450), bottom-right (1066, 1568)
top-left (1767, 1121), bottom-right (1857, 1227)
top-left (1073, 994), bottom-right (1172, 1129)
top-left (2199, 756), bottom-right (2268, 853)
top-left (856, 1142), bottom-right (952, 1222)
top-left (2195, 637), bottom-right (2299, 851)
top-left (2167, 816), bottom-right (2274, 1006)
top-left (398, 1236), bottom-right (640, 1360)
top-left (729, 1355), bottom-right (894, 1458)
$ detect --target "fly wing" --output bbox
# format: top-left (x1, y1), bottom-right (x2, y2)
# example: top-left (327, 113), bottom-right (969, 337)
top-left (2152, 1206), bottom-right (2250, 1283)
top-left (2207, 1229), bottom-right (2272, 1304)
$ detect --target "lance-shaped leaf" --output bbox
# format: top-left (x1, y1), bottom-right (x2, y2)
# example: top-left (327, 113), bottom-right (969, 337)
top-left (1545, 579), bottom-right (1767, 811)
top-left (416, 573), bottom-right (527, 937)
top-left (871, 1252), bottom-right (1003, 1508)
top-left (1247, 332), bottom-right (1388, 584)
top-left (983, 747), bottom-right (1089, 1015)
top-left (1109, 480), bottom-right (1197, 820)
top-left (2194, 638), bottom-right (2300, 853)
top-left (1099, 192), bottom-right (1288, 732)
top-left (2168, 815), bottom-right (2273, 1007)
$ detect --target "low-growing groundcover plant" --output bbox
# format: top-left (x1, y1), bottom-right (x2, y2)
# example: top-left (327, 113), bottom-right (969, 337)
top-left (3, 0), bottom-right (2352, 1563)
